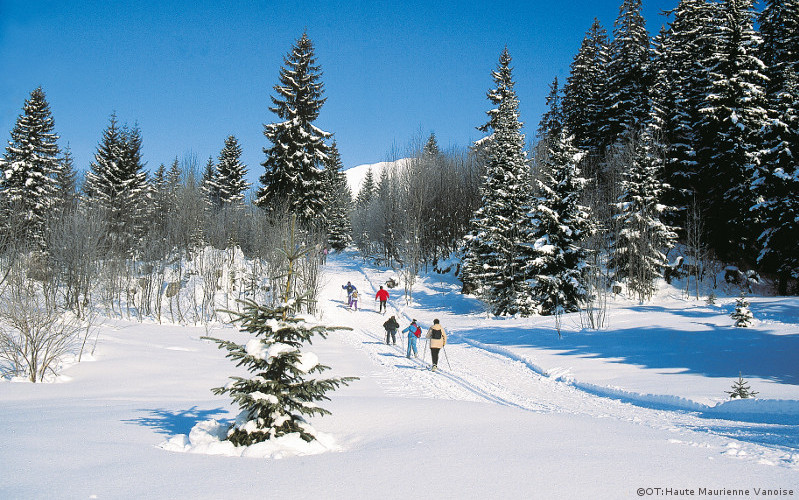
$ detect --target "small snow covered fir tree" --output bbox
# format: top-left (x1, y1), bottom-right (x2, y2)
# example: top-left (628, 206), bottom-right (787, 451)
top-left (731, 294), bottom-right (754, 327)
top-left (204, 217), bottom-right (356, 445)
top-left (205, 299), bottom-right (356, 444)
top-left (726, 372), bottom-right (758, 399)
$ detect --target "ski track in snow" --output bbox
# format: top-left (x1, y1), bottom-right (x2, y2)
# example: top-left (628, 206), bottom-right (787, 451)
top-left (322, 255), bottom-right (799, 471)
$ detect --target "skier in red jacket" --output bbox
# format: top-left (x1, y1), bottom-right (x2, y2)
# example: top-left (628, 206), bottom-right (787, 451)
top-left (375, 286), bottom-right (389, 314)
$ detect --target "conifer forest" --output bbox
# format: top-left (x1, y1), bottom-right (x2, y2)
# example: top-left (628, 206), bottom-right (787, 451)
top-left (1, 0), bottom-right (797, 381)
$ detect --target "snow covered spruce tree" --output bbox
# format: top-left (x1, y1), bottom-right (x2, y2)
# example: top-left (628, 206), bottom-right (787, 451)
top-left (0, 87), bottom-right (60, 248)
top-left (52, 145), bottom-right (78, 220)
top-left (527, 129), bottom-right (593, 315)
top-left (200, 156), bottom-right (221, 208)
top-left (652, 0), bottom-right (721, 226)
top-left (212, 135), bottom-right (250, 209)
top-left (562, 18), bottom-right (609, 167)
top-left (610, 129), bottom-right (677, 302)
top-left (461, 47), bottom-right (536, 316)
top-left (256, 32), bottom-right (331, 224)
top-left (753, 0), bottom-right (799, 295)
top-left (322, 141), bottom-right (353, 251)
top-left (84, 114), bottom-right (149, 255)
top-left (696, 0), bottom-right (769, 263)
top-left (602, 0), bottom-right (652, 151)
top-left (731, 293), bottom-right (754, 327)
top-left (204, 219), bottom-right (356, 445)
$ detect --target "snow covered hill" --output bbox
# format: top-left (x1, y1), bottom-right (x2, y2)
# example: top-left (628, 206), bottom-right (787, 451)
top-left (1, 250), bottom-right (797, 498)
top-left (344, 158), bottom-right (411, 194)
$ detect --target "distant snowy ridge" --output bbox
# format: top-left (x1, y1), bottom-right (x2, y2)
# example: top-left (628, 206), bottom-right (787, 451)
top-left (463, 338), bottom-right (799, 424)
top-left (344, 158), bottom-right (411, 194)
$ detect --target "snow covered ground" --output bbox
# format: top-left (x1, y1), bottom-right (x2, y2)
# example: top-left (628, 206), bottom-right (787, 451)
top-left (1, 249), bottom-right (797, 499)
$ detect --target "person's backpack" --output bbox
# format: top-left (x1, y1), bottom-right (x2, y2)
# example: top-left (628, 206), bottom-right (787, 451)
top-left (413, 325), bottom-right (422, 338)
top-left (431, 327), bottom-right (442, 340)
top-left (351, 290), bottom-right (358, 299)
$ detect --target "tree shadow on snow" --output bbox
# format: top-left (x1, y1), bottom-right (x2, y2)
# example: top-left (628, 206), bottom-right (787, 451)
top-left (123, 406), bottom-right (229, 436)
top-left (458, 316), bottom-right (799, 386)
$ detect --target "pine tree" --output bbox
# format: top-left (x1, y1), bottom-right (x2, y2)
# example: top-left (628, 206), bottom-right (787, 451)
top-left (52, 144), bottom-right (78, 219)
top-left (204, 222), bottom-right (356, 445)
top-left (731, 294), bottom-right (754, 327)
top-left (562, 19), bottom-right (609, 164)
top-left (84, 115), bottom-right (149, 254)
top-left (0, 87), bottom-right (60, 247)
top-left (200, 156), bottom-right (221, 208)
top-left (755, 0), bottom-right (799, 294)
top-left (696, 0), bottom-right (769, 263)
top-left (603, 0), bottom-right (652, 149)
top-left (537, 78), bottom-right (564, 142)
top-left (214, 135), bottom-right (250, 208)
top-left (527, 129), bottom-right (593, 315)
top-left (355, 167), bottom-right (376, 210)
top-left (462, 48), bottom-right (535, 316)
top-left (726, 372), bottom-right (758, 398)
top-left (651, 0), bottom-right (719, 226)
top-left (257, 33), bottom-right (331, 223)
top-left (610, 129), bottom-right (677, 302)
top-left (423, 132), bottom-right (441, 157)
top-left (322, 141), bottom-right (352, 251)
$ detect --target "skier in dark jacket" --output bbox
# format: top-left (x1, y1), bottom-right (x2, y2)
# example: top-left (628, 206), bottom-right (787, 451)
top-left (342, 281), bottom-right (357, 308)
top-left (383, 315), bottom-right (400, 345)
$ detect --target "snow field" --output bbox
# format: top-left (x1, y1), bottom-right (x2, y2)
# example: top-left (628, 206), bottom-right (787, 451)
top-left (1, 250), bottom-right (797, 498)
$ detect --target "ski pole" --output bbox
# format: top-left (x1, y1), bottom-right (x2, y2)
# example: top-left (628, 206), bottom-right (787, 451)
top-left (442, 345), bottom-right (452, 370)
top-left (422, 338), bottom-right (428, 363)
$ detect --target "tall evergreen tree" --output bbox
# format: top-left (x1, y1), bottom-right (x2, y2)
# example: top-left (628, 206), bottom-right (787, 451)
top-left (603, 0), bottom-right (652, 149)
top-left (322, 141), bottom-right (353, 251)
top-left (52, 144), bottom-right (78, 219)
top-left (355, 168), bottom-right (376, 210)
top-left (537, 77), bottom-right (564, 142)
top-left (527, 129), bottom-right (593, 315)
top-left (0, 87), bottom-right (60, 247)
top-left (759, 0), bottom-right (799, 101)
top-left (84, 115), bottom-right (149, 254)
top-left (755, 0), bottom-right (799, 293)
top-left (200, 156), bottom-right (221, 208)
top-left (562, 19), bottom-right (609, 164)
top-left (652, 0), bottom-right (720, 225)
top-left (257, 33), bottom-right (331, 223)
top-left (753, 72), bottom-right (799, 294)
top-left (696, 0), bottom-right (769, 262)
top-left (610, 130), bottom-right (677, 302)
top-left (214, 135), bottom-right (250, 208)
top-left (462, 48), bottom-right (535, 316)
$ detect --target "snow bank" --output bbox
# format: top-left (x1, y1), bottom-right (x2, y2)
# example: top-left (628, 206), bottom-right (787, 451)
top-left (159, 419), bottom-right (340, 459)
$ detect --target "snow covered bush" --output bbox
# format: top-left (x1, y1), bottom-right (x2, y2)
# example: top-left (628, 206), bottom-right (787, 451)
top-left (0, 258), bottom-right (82, 382)
top-left (731, 294), bottom-right (754, 327)
top-left (203, 299), bottom-right (356, 445)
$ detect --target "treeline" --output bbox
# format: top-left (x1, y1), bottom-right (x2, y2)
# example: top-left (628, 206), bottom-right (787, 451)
top-left (0, 33), bottom-right (346, 381)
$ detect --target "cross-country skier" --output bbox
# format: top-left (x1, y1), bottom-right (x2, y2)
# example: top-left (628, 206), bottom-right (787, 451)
top-left (383, 315), bottom-right (400, 345)
top-left (403, 319), bottom-right (422, 358)
top-left (342, 281), bottom-right (356, 308)
top-left (375, 286), bottom-right (389, 314)
top-left (425, 318), bottom-right (447, 371)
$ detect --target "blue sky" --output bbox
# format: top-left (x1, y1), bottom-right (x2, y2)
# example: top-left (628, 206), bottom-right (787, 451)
top-left (1, 0), bottom-right (675, 183)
